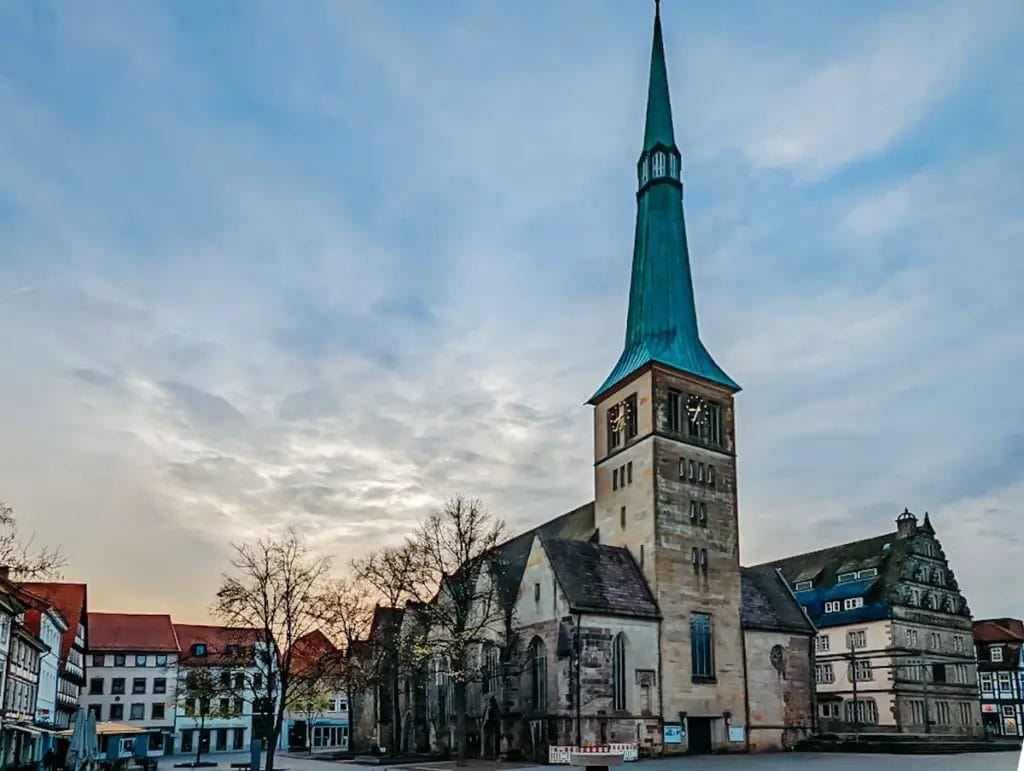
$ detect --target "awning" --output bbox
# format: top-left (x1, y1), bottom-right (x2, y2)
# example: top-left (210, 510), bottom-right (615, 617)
top-left (5, 724), bottom-right (43, 736)
top-left (58, 721), bottom-right (146, 737)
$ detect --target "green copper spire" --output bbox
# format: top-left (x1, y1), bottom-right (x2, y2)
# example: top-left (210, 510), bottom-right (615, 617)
top-left (591, 1), bottom-right (739, 402)
top-left (643, 0), bottom-right (674, 153)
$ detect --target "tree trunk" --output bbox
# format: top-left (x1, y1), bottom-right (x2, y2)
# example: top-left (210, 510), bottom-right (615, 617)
top-left (196, 713), bottom-right (205, 766)
top-left (454, 680), bottom-right (468, 766)
top-left (391, 668), bottom-right (401, 758)
top-left (266, 689), bottom-right (288, 771)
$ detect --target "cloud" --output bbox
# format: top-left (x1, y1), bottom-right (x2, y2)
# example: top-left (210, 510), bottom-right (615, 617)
top-left (0, 0), bottom-right (1021, 621)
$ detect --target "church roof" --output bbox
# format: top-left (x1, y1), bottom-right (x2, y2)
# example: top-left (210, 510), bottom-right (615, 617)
top-left (542, 537), bottom-right (660, 620)
top-left (492, 502), bottom-right (596, 599)
top-left (592, 3), bottom-right (737, 402)
top-left (740, 566), bottom-right (815, 635)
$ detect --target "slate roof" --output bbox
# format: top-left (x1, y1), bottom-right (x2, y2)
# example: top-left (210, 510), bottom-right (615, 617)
top-left (740, 566), bottom-right (815, 635)
top-left (751, 527), bottom-right (920, 629)
top-left (19, 582), bottom-right (87, 660)
top-left (89, 613), bottom-right (179, 652)
top-left (542, 536), bottom-right (660, 619)
top-left (492, 502), bottom-right (596, 599)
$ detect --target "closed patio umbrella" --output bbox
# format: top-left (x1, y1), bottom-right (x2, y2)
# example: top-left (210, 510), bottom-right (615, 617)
top-left (86, 711), bottom-right (99, 766)
top-left (66, 710), bottom-right (88, 771)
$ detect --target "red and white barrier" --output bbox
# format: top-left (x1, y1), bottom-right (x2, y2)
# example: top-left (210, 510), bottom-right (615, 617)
top-left (548, 744), bottom-right (638, 763)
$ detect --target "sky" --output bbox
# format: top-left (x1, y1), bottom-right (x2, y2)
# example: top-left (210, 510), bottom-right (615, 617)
top-left (1, 0), bottom-right (1021, 623)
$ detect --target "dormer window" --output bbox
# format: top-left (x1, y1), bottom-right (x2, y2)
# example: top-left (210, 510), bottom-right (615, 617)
top-left (858, 568), bottom-right (878, 579)
top-left (837, 572), bottom-right (857, 583)
top-left (639, 158), bottom-right (649, 186)
top-left (652, 151), bottom-right (666, 178)
top-left (794, 580), bottom-right (813, 592)
top-left (192, 643), bottom-right (207, 657)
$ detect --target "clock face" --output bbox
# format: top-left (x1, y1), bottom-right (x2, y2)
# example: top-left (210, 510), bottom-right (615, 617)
top-left (610, 399), bottom-right (631, 431)
top-left (686, 394), bottom-right (708, 424)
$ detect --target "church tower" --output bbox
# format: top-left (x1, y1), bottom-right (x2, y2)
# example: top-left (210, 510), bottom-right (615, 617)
top-left (589, 1), bottom-right (747, 750)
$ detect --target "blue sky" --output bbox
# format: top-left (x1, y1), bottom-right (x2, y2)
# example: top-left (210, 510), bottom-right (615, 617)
top-left (1, 0), bottom-right (1021, 621)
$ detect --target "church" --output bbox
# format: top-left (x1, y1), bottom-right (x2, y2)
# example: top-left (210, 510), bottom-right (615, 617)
top-left (356, 3), bottom-right (817, 758)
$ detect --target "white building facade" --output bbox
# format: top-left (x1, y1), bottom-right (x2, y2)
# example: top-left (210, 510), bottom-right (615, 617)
top-left (84, 613), bottom-right (181, 757)
top-left (173, 624), bottom-right (277, 756)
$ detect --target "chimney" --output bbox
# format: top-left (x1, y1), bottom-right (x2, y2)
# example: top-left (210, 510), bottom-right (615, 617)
top-left (895, 508), bottom-right (918, 539)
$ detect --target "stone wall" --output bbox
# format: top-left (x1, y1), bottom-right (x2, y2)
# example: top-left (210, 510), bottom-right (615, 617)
top-left (744, 629), bottom-right (814, 751)
top-left (650, 367), bottom-right (747, 753)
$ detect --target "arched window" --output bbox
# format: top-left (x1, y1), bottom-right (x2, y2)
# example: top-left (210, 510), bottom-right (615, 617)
top-left (639, 159), bottom-right (649, 185)
top-left (529, 638), bottom-right (547, 712)
top-left (612, 633), bottom-right (627, 711)
top-left (652, 152), bottom-right (666, 177)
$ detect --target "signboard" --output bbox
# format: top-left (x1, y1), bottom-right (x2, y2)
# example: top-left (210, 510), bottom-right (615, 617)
top-left (663, 724), bottom-right (684, 744)
top-left (728, 726), bottom-right (746, 743)
top-left (982, 704), bottom-right (998, 713)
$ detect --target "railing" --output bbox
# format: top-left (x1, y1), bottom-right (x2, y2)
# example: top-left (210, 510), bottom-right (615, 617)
top-left (548, 744), bottom-right (639, 763)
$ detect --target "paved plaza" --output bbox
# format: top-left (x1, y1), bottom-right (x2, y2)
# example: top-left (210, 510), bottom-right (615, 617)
top-left (167, 750), bottom-right (1021, 771)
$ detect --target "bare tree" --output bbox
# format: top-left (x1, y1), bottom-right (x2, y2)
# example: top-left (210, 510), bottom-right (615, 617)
top-left (0, 501), bottom-right (67, 579)
top-left (317, 578), bottom-right (374, 750)
top-left (176, 668), bottom-right (235, 766)
top-left (213, 528), bottom-right (332, 771)
top-left (412, 495), bottom-right (510, 766)
top-left (352, 543), bottom-right (426, 757)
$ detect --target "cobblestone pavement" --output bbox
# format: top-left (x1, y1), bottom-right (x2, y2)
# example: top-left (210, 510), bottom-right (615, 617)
top-left (163, 751), bottom-right (1021, 771)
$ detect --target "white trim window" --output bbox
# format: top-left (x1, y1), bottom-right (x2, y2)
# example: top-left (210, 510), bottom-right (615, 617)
top-left (847, 630), bottom-right (867, 649)
top-left (815, 663), bottom-right (835, 684)
top-left (991, 646), bottom-right (1004, 663)
top-left (795, 580), bottom-right (813, 591)
top-left (824, 601), bottom-right (841, 614)
top-left (815, 635), bottom-right (831, 653)
top-left (843, 597), bottom-right (864, 611)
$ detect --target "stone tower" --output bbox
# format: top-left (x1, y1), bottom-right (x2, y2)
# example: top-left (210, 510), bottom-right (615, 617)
top-left (588, 2), bottom-right (747, 750)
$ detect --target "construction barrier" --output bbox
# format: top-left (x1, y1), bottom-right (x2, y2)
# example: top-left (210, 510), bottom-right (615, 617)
top-left (548, 743), bottom-right (639, 763)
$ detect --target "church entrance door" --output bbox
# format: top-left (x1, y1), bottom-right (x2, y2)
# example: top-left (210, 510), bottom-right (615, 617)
top-left (687, 717), bottom-right (712, 754)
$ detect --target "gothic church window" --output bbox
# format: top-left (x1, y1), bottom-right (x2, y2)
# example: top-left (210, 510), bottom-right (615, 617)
top-left (690, 613), bottom-right (715, 681)
top-left (669, 153), bottom-right (678, 179)
top-left (612, 633), bottom-right (627, 711)
top-left (529, 638), bottom-right (547, 712)
top-left (639, 158), bottom-right (649, 186)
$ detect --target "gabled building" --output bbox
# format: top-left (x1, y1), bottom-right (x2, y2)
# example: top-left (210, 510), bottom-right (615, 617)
top-left (19, 582), bottom-right (88, 730)
top-left (84, 612), bottom-right (180, 756)
top-left (368, 2), bottom-right (815, 758)
top-left (22, 587), bottom-right (68, 761)
top-left (758, 509), bottom-right (980, 736)
top-left (280, 630), bottom-right (349, 754)
top-left (3, 588), bottom-right (49, 769)
top-left (172, 623), bottom-right (276, 756)
top-left (974, 618), bottom-right (1024, 737)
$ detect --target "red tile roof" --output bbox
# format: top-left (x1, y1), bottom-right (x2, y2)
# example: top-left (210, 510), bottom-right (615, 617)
top-left (173, 623), bottom-right (269, 665)
top-left (89, 613), bottom-right (180, 652)
top-left (18, 582), bottom-right (87, 660)
top-left (288, 629), bottom-right (339, 677)
top-left (974, 618), bottom-right (1024, 642)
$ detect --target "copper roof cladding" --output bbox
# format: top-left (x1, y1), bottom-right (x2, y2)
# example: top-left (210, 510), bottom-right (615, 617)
top-left (88, 612), bottom-right (180, 652)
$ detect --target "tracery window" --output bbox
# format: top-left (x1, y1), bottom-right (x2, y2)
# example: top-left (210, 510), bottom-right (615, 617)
top-left (612, 633), bottom-right (627, 711)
